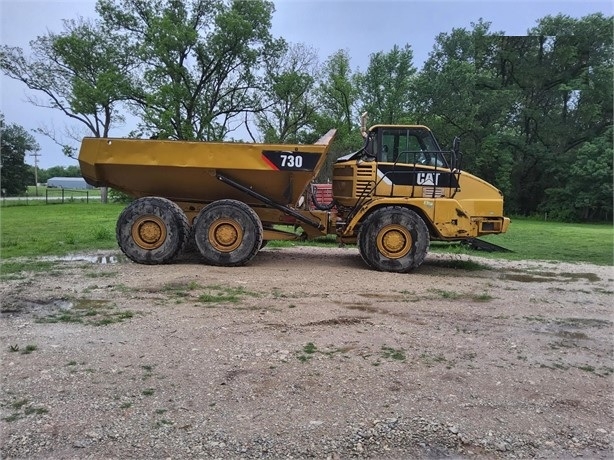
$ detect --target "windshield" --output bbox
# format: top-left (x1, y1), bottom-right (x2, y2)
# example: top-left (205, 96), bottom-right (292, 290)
top-left (378, 127), bottom-right (446, 166)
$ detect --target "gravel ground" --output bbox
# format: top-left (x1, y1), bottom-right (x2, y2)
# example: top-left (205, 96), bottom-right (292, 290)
top-left (1, 246), bottom-right (613, 459)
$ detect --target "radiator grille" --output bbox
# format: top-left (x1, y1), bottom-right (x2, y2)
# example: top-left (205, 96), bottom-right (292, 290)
top-left (356, 164), bottom-right (374, 196)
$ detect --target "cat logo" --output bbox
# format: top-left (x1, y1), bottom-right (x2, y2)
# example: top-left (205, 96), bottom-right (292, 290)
top-left (416, 172), bottom-right (441, 186)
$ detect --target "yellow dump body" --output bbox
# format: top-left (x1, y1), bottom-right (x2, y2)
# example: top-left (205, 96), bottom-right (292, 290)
top-left (79, 131), bottom-right (336, 206)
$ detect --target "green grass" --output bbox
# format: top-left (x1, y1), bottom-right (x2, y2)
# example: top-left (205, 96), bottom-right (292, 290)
top-left (0, 204), bottom-right (612, 266)
top-left (431, 217), bottom-right (613, 266)
top-left (0, 203), bottom-right (123, 259)
top-left (20, 344), bottom-right (38, 355)
top-left (0, 260), bottom-right (58, 277)
top-left (34, 298), bottom-right (135, 326)
top-left (487, 218), bottom-right (613, 265)
top-left (296, 342), bottom-right (318, 362)
top-left (197, 285), bottom-right (259, 303)
top-left (381, 346), bottom-right (406, 361)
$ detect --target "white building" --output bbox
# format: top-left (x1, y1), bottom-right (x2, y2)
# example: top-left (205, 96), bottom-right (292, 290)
top-left (47, 177), bottom-right (95, 190)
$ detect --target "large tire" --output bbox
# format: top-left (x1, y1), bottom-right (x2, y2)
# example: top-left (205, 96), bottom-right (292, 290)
top-left (193, 199), bottom-right (263, 267)
top-left (116, 197), bottom-right (189, 265)
top-left (358, 207), bottom-right (430, 273)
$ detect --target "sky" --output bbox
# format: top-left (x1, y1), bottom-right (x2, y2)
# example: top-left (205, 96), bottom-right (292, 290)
top-left (1, 0), bottom-right (612, 170)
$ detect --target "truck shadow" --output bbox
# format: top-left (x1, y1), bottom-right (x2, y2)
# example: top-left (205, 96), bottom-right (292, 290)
top-left (175, 246), bottom-right (367, 269)
top-left (250, 248), bottom-right (367, 270)
top-left (176, 246), bottom-right (493, 276)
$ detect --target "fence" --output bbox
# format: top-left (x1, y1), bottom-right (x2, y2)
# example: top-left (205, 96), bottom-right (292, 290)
top-left (1, 189), bottom-right (101, 206)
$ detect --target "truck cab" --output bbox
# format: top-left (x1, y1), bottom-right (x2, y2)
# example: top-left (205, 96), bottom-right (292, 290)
top-left (331, 122), bottom-right (509, 271)
top-left (369, 125), bottom-right (449, 168)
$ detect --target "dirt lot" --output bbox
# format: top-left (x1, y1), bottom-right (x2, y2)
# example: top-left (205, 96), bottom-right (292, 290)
top-left (1, 246), bottom-right (613, 459)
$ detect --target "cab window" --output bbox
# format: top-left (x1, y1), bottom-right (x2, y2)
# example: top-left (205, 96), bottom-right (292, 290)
top-left (379, 127), bottom-right (444, 166)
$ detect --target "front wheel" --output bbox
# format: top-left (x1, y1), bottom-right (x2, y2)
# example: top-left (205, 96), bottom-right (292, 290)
top-left (193, 199), bottom-right (263, 267)
top-left (358, 207), bottom-right (430, 273)
top-left (116, 197), bottom-right (189, 264)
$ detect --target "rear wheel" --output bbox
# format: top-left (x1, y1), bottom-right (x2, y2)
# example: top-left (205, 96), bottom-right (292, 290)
top-left (193, 199), bottom-right (263, 266)
top-left (117, 197), bottom-right (189, 264)
top-left (358, 207), bottom-right (429, 272)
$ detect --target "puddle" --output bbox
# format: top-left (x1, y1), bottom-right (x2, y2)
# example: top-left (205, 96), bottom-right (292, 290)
top-left (304, 316), bottom-right (371, 326)
top-left (39, 254), bottom-right (128, 264)
top-left (500, 273), bottom-right (557, 283)
top-left (358, 293), bottom-right (405, 301)
top-left (2, 298), bottom-right (69, 316)
top-left (530, 316), bottom-right (612, 342)
top-left (559, 272), bottom-right (601, 282)
top-left (555, 317), bottom-right (612, 328)
top-left (501, 271), bottom-right (601, 283)
top-left (1, 297), bottom-right (111, 317)
top-left (343, 304), bottom-right (382, 314)
top-left (532, 325), bottom-right (591, 340)
top-left (555, 330), bottom-right (588, 340)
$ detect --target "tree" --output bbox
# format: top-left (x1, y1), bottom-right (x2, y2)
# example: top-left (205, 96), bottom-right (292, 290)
top-left (465, 13), bottom-right (613, 216)
top-left (0, 114), bottom-right (40, 195)
top-left (413, 19), bottom-right (515, 185)
top-left (518, 14), bottom-right (613, 218)
top-left (316, 49), bottom-right (359, 136)
top-left (313, 49), bottom-right (362, 180)
top-left (254, 42), bottom-right (320, 143)
top-left (357, 44), bottom-right (416, 124)
top-left (97, 0), bottom-right (282, 141)
top-left (1, 16), bottom-right (137, 203)
top-left (410, 14), bottom-right (613, 220)
top-left (0, 17), bottom-right (135, 155)
top-left (540, 129), bottom-right (613, 221)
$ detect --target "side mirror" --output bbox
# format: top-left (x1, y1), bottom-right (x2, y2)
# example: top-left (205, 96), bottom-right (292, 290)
top-left (452, 136), bottom-right (461, 154)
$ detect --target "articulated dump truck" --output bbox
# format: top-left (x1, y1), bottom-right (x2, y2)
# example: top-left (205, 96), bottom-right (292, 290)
top-left (78, 119), bottom-right (510, 273)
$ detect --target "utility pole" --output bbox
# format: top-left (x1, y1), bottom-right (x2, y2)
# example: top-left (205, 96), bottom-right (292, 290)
top-left (30, 152), bottom-right (41, 196)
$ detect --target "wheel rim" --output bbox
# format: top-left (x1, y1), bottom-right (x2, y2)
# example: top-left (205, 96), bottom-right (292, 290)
top-left (132, 215), bottom-right (167, 250)
top-left (209, 218), bottom-right (243, 252)
top-left (376, 224), bottom-right (412, 259)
